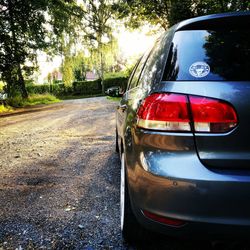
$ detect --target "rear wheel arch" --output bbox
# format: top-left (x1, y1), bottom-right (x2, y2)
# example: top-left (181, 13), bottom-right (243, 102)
top-left (120, 152), bottom-right (148, 243)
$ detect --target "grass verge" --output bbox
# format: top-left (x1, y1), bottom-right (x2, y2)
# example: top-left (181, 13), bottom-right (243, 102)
top-left (7, 93), bottom-right (60, 108)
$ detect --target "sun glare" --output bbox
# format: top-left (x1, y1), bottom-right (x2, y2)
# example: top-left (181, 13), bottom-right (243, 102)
top-left (117, 26), bottom-right (159, 62)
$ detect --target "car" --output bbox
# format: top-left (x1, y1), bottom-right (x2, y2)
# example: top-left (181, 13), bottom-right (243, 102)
top-left (114, 11), bottom-right (250, 242)
top-left (105, 86), bottom-right (122, 97)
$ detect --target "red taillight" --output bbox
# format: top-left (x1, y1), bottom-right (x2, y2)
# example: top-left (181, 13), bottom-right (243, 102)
top-left (143, 210), bottom-right (186, 227)
top-left (189, 96), bottom-right (238, 133)
top-left (137, 93), bottom-right (191, 131)
top-left (137, 93), bottom-right (238, 133)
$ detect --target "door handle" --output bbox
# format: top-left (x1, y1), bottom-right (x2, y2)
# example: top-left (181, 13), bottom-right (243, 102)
top-left (119, 104), bottom-right (127, 112)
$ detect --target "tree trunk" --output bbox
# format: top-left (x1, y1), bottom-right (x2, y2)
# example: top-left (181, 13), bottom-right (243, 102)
top-left (17, 64), bottom-right (28, 99)
top-left (97, 34), bottom-right (105, 94)
top-left (8, 0), bottom-right (28, 99)
top-left (100, 50), bottom-right (105, 94)
top-left (4, 71), bottom-right (13, 97)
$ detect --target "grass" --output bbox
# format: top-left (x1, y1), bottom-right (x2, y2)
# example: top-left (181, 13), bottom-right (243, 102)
top-left (106, 96), bottom-right (121, 102)
top-left (24, 93), bottom-right (60, 106)
top-left (7, 93), bottom-right (60, 108)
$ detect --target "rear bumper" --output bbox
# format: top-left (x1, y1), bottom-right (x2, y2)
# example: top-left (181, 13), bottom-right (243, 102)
top-left (133, 206), bottom-right (250, 239)
top-left (126, 131), bottom-right (250, 238)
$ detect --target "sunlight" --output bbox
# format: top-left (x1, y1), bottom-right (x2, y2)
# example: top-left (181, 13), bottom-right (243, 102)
top-left (117, 25), bottom-right (160, 62)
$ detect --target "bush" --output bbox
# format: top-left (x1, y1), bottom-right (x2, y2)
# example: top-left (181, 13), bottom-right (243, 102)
top-left (7, 95), bottom-right (24, 107)
top-left (54, 80), bottom-right (63, 85)
top-left (103, 71), bottom-right (129, 91)
top-left (26, 84), bottom-right (73, 96)
top-left (25, 72), bottom-right (128, 97)
top-left (0, 104), bottom-right (12, 113)
top-left (25, 79), bottom-right (34, 86)
top-left (73, 79), bottom-right (102, 95)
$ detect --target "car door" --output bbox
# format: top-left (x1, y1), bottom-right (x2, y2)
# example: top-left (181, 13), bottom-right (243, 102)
top-left (116, 51), bottom-right (151, 152)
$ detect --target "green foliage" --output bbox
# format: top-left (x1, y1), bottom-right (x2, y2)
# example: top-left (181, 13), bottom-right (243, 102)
top-left (26, 79), bottom-right (102, 96)
top-left (169, 0), bottom-right (193, 25)
top-left (6, 95), bottom-right (24, 107)
top-left (54, 80), bottom-right (63, 85)
top-left (82, 0), bottom-right (119, 93)
top-left (26, 84), bottom-right (72, 96)
top-left (24, 94), bottom-right (60, 106)
top-left (0, 0), bottom-right (84, 98)
top-left (0, 82), bottom-right (4, 92)
top-left (103, 74), bottom-right (128, 91)
top-left (62, 56), bottom-right (74, 86)
top-left (7, 93), bottom-right (60, 108)
top-left (104, 71), bottom-right (129, 79)
top-left (114, 0), bottom-right (250, 30)
top-left (25, 73), bottom-right (128, 96)
top-left (73, 79), bottom-right (102, 95)
top-left (0, 104), bottom-right (12, 113)
top-left (193, 0), bottom-right (250, 16)
top-left (24, 80), bottom-right (34, 86)
top-left (73, 52), bottom-right (86, 81)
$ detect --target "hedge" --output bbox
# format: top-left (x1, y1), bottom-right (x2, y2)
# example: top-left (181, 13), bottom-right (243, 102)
top-left (26, 76), bottom-right (128, 96)
top-left (103, 76), bottom-right (128, 91)
top-left (26, 84), bottom-right (71, 96)
top-left (73, 79), bottom-right (102, 95)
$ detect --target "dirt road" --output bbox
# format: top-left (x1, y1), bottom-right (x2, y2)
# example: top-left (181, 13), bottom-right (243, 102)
top-left (0, 97), bottom-right (247, 250)
top-left (0, 97), bottom-right (124, 249)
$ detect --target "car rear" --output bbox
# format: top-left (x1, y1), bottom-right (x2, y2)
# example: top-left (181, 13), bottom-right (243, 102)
top-left (125, 11), bottom-right (250, 239)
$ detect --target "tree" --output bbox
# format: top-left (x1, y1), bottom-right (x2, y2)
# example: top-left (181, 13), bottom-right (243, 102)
top-left (81, 0), bottom-right (116, 93)
top-left (62, 56), bottom-right (74, 86)
top-left (193, 0), bottom-right (250, 16)
top-left (114, 0), bottom-right (250, 30)
top-left (73, 52), bottom-right (88, 81)
top-left (113, 0), bottom-right (193, 30)
top-left (0, 0), bottom-right (83, 98)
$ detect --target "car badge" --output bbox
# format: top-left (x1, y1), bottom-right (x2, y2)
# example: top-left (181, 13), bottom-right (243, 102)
top-left (189, 62), bottom-right (210, 78)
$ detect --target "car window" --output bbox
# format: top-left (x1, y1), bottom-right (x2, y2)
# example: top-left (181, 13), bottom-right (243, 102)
top-left (126, 59), bottom-right (141, 91)
top-left (139, 31), bottom-right (173, 88)
top-left (162, 29), bottom-right (250, 81)
top-left (127, 50), bottom-right (151, 90)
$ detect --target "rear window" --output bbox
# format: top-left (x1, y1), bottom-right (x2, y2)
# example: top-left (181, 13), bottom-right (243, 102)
top-left (163, 30), bottom-right (250, 81)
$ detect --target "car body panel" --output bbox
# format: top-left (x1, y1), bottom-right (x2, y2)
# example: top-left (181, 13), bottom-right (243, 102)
top-left (156, 81), bottom-right (250, 169)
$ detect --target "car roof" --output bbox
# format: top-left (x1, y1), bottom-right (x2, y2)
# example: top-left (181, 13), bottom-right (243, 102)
top-left (175, 11), bottom-right (250, 31)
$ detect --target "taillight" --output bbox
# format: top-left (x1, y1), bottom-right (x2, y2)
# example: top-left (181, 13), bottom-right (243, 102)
top-left (137, 93), bottom-right (191, 131)
top-left (189, 96), bottom-right (238, 133)
top-left (137, 93), bottom-right (238, 133)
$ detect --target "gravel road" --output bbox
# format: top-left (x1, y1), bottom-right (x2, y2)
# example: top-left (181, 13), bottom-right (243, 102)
top-left (0, 97), bottom-right (248, 250)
